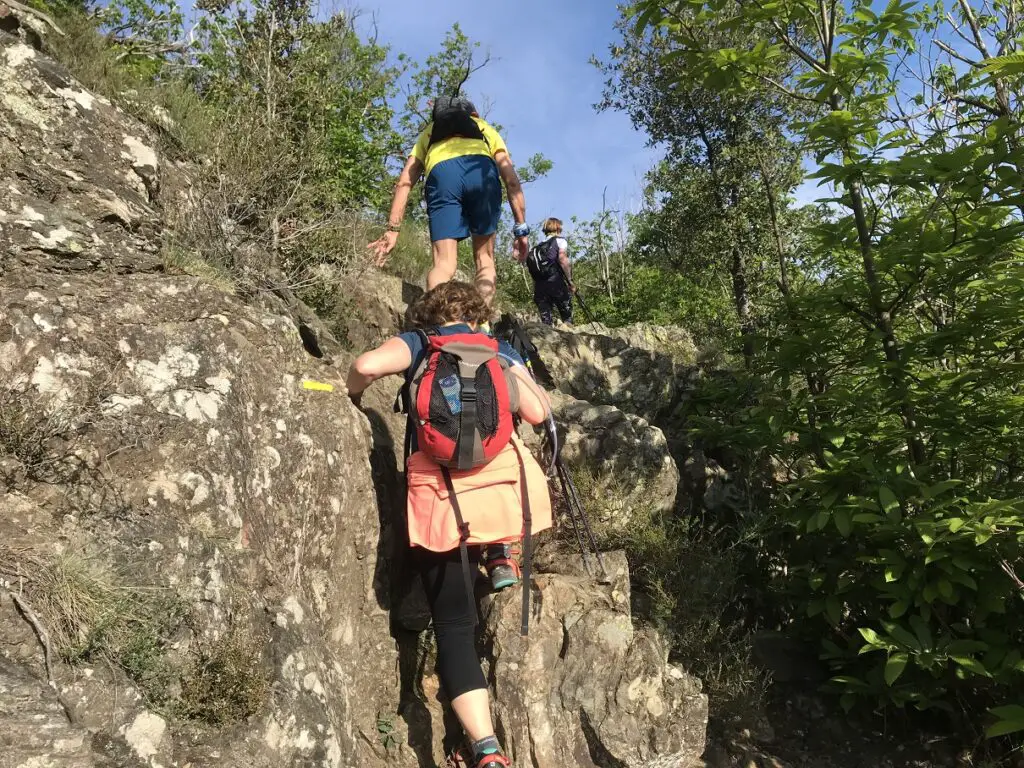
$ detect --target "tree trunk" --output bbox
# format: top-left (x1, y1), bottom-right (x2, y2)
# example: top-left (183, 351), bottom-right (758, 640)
top-left (692, 106), bottom-right (755, 366)
top-left (835, 101), bottom-right (927, 468)
top-left (729, 244), bottom-right (754, 366)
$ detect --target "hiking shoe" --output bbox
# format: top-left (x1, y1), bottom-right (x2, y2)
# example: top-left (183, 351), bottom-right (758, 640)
top-left (485, 543), bottom-right (520, 591)
top-left (488, 561), bottom-right (519, 591)
top-left (476, 755), bottom-right (510, 768)
top-left (449, 747), bottom-right (511, 768)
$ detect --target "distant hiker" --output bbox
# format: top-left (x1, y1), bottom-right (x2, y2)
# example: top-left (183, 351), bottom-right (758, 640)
top-left (346, 282), bottom-right (552, 768)
top-left (526, 217), bottom-right (574, 326)
top-left (368, 96), bottom-right (531, 304)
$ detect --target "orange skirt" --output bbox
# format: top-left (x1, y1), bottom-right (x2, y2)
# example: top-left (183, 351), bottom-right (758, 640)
top-left (406, 437), bottom-right (553, 552)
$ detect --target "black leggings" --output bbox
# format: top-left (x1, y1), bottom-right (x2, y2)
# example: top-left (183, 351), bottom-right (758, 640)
top-left (413, 546), bottom-right (486, 699)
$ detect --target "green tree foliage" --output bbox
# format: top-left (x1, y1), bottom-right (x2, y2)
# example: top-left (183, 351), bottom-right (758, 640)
top-left (595, 9), bottom-right (807, 358)
top-left (632, 0), bottom-right (1024, 734)
top-left (189, 0), bottom-right (403, 210)
top-left (397, 22), bottom-right (485, 148)
top-left (44, 0), bottom-right (549, 303)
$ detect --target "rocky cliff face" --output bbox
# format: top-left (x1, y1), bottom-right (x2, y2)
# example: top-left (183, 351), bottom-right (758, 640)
top-left (0, 10), bottom-right (707, 767)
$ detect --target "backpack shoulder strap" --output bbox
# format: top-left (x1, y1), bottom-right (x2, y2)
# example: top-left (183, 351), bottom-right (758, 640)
top-left (396, 328), bottom-right (438, 463)
top-left (474, 116), bottom-right (491, 150)
top-left (394, 329), bottom-right (433, 411)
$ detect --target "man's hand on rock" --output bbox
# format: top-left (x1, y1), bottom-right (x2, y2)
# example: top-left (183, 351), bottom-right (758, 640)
top-left (368, 231), bottom-right (398, 266)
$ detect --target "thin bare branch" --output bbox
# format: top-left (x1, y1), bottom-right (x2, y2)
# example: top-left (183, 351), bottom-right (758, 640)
top-left (957, 0), bottom-right (994, 58)
top-left (4, 588), bottom-right (56, 688)
top-left (933, 38), bottom-right (980, 67)
top-left (1001, 559), bottom-right (1024, 591)
top-left (952, 94), bottom-right (1004, 116)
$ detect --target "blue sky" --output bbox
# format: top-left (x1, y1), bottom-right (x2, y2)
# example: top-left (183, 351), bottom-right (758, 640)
top-left (362, 0), bottom-right (662, 227)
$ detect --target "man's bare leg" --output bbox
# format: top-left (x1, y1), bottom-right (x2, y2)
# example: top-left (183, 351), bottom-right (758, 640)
top-left (471, 233), bottom-right (497, 305)
top-left (427, 238), bottom-right (459, 290)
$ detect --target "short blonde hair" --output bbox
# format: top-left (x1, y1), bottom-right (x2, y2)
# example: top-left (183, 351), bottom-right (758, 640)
top-left (542, 217), bottom-right (563, 235)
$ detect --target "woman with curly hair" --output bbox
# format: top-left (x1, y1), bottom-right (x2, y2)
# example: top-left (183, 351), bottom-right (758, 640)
top-left (346, 281), bottom-right (551, 768)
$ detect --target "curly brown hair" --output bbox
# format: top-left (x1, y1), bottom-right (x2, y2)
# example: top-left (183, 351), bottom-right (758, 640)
top-left (407, 281), bottom-right (491, 328)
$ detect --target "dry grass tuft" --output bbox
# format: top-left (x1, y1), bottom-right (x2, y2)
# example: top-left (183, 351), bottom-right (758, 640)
top-left (0, 546), bottom-right (186, 708)
top-left (162, 244), bottom-right (236, 294)
top-left (178, 623), bottom-right (271, 725)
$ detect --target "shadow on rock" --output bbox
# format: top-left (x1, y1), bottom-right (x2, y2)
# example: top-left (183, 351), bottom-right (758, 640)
top-left (580, 708), bottom-right (628, 768)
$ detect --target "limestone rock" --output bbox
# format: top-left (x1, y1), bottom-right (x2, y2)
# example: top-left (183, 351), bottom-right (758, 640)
top-left (683, 448), bottom-right (745, 514)
top-left (0, 275), bottom-right (396, 767)
top-left (526, 321), bottom-right (697, 421)
top-left (0, 26), bottom-right (167, 275)
top-left (485, 551), bottom-right (708, 767)
top-left (331, 270), bottom-right (418, 352)
top-left (578, 321), bottom-right (698, 366)
top-left (0, 656), bottom-right (95, 767)
top-left (523, 390), bottom-right (679, 527)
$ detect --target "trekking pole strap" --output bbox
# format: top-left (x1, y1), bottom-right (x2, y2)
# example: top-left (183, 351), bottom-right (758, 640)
top-left (440, 467), bottom-right (477, 625)
top-left (510, 440), bottom-right (532, 636)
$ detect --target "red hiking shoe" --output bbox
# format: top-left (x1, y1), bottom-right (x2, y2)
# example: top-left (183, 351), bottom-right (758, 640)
top-left (476, 754), bottom-right (510, 768)
top-left (448, 747), bottom-right (511, 768)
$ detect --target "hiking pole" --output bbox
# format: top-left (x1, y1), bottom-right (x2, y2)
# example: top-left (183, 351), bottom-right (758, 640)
top-left (554, 463), bottom-right (595, 579)
top-left (556, 457), bottom-right (610, 583)
top-left (548, 420), bottom-right (608, 582)
top-left (572, 288), bottom-right (598, 326)
top-left (555, 262), bottom-right (598, 325)
top-left (541, 419), bottom-right (592, 576)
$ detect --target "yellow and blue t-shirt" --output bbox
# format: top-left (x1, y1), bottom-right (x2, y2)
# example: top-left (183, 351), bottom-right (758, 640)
top-left (411, 117), bottom-right (508, 179)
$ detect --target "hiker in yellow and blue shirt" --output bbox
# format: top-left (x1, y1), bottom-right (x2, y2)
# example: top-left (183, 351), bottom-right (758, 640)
top-left (368, 96), bottom-right (531, 304)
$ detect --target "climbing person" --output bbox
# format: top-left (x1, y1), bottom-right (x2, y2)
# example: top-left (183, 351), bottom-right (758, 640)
top-left (526, 217), bottom-right (574, 326)
top-left (345, 281), bottom-right (552, 768)
top-left (368, 96), bottom-right (531, 304)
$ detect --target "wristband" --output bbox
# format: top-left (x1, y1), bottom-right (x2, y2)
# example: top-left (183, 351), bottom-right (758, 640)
top-left (512, 223), bottom-right (530, 238)
top-left (386, 221), bottom-right (401, 233)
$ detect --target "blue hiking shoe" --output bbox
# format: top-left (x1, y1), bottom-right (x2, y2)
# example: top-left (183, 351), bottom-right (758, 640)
top-left (485, 543), bottom-right (520, 591)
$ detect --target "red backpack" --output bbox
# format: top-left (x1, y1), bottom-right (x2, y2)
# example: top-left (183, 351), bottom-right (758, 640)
top-left (404, 330), bottom-right (517, 471)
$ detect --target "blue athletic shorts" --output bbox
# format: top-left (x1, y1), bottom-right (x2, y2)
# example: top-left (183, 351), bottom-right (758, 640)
top-left (424, 154), bottom-right (502, 242)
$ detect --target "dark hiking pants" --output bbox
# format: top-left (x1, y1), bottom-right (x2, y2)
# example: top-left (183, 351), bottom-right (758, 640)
top-left (534, 284), bottom-right (573, 326)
